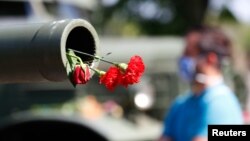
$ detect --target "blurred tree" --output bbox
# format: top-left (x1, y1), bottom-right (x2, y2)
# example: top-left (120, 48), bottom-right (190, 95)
top-left (92, 0), bottom-right (208, 36)
top-left (218, 8), bottom-right (237, 23)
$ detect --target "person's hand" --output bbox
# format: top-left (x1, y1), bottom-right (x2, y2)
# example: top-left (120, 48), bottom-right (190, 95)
top-left (157, 136), bottom-right (172, 141)
top-left (193, 136), bottom-right (208, 141)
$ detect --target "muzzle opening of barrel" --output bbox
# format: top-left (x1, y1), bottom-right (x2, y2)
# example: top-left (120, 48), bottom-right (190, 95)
top-left (66, 26), bottom-right (96, 65)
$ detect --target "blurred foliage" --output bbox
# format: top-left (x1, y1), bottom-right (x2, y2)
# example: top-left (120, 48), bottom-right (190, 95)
top-left (91, 0), bottom-right (208, 36)
top-left (218, 8), bottom-right (237, 23)
top-left (233, 74), bottom-right (247, 109)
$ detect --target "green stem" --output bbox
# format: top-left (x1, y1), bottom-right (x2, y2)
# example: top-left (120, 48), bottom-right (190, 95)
top-left (66, 53), bottom-right (82, 63)
top-left (67, 48), bottom-right (117, 65)
top-left (89, 67), bottom-right (105, 76)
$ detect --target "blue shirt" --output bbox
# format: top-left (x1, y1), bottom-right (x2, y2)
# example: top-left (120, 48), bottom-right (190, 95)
top-left (162, 83), bottom-right (243, 141)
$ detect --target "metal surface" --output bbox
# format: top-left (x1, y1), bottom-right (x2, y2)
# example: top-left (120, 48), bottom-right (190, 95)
top-left (0, 19), bottom-right (99, 83)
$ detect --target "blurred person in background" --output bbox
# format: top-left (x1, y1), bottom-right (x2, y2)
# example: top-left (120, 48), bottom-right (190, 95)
top-left (158, 26), bottom-right (243, 141)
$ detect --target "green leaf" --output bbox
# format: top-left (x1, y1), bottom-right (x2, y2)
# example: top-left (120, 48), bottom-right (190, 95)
top-left (66, 61), bottom-right (76, 87)
top-left (67, 50), bottom-right (80, 69)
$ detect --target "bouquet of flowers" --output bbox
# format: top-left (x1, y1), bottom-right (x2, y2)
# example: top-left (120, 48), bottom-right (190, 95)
top-left (66, 49), bottom-right (145, 91)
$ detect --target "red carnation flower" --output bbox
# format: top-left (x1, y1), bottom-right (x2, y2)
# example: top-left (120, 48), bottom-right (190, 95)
top-left (99, 67), bottom-right (122, 91)
top-left (73, 65), bottom-right (91, 85)
top-left (120, 55), bottom-right (145, 87)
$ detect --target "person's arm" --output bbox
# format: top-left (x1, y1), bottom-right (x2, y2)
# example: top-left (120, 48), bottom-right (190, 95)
top-left (157, 99), bottom-right (181, 141)
top-left (157, 94), bottom-right (191, 141)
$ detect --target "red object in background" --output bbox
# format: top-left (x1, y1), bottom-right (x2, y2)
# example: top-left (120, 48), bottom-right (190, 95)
top-left (243, 111), bottom-right (250, 124)
top-left (121, 55), bottom-right (145, 87)
top-left (73, 65), bottom-right (91, 85)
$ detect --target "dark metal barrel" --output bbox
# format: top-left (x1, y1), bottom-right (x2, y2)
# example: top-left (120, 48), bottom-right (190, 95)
top-left (0, 19), bottom-right (99, 83)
